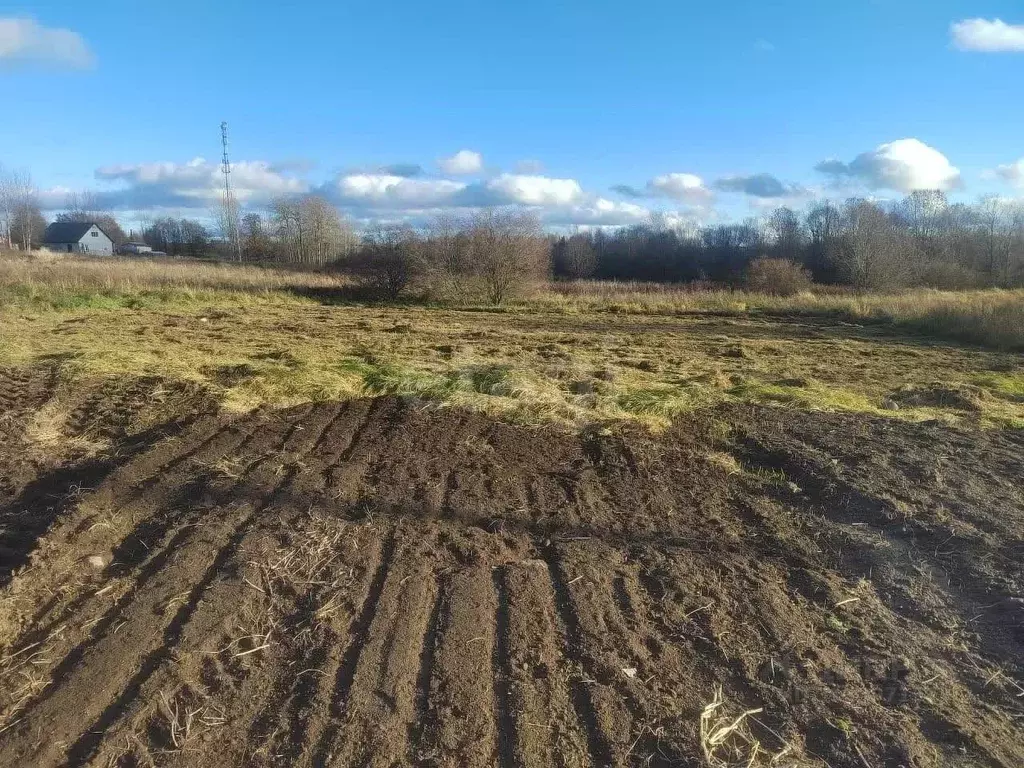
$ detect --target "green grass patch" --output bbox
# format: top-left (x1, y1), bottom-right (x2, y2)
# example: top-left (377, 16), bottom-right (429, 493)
top-left (972, 372), bottom-right (1024, 401)
top-left (361, 362), bottom-right (458, 399)
top-left (728, 379), bottom-right (878, 412)
top-left (615, 386), bottom-right (702, 419)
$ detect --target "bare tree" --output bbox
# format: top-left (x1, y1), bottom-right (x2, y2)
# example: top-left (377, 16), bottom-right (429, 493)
top-left (469, 209), bottom-right (550, 305)
top-left (766, 207), bottom-right (803, 262)
top-left (180, 219), bottom-right (210, 258)
top-left (836, 200), bottom-right (906, 291)
top-left (142, 217), bottom-right (207, 257)
top-left (977, 195), bottom-right (1011, 285)
top-left (1010, 203), bottom-right (1024, 284)
top-left (805, 200), bottom-right (843, 281)
top-left (271, 195), bottom-right (352, 265)
top-left (241, 212), bottom-right (273, 261)
top-left (215, 195), bottom-right (242, 261)
top-left (0, 165), bottom-right (33, 250)
top-left (271, 198), bottom-right (303, 262)
top-left (563, 233), bottom-right (596, 278)
top-left (419, 213), bottom-right (473, 298)
top-left (303, 195), bottom-right (345, 265)
top-left (12, 198), bottom-right (45, 251)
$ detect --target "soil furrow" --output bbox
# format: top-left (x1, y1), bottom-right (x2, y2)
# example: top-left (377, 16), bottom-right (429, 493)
top-left (501, 559), bottom-right (592, 768)
top-left (10, 422), bottom-right (273, 658)
top-left (327, 534), bottom-right (440, 767)
top-left (245, 526), bottom-right (388, 767)
top-left (492, 567), bottom-right (520, 768)
top-left (542, 545), bottom-right (617, 767)
top-left (59, 403), bottom-right (346, 765)
top-left (409, 566), bottom-right (498, 767)
top-left (2, 382), bottom-right (1023, 768)
top-left (406, 575), bottom-right (445, 763)
top-left (0, 411), bottom-right (313, 766)
top-left (324, 397), bottom-right (405, 503)
top-left (309, 529), bottom-right (398, 766)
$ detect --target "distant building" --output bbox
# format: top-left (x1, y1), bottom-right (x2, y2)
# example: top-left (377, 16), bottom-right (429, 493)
top-left (42, 222), bottom-right (114, 256)
top-left (119, 241), bottom-right (153, 255)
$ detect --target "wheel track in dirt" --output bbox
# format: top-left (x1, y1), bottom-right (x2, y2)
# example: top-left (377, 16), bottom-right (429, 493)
top-left (8, 418), bottom-right (268, 663)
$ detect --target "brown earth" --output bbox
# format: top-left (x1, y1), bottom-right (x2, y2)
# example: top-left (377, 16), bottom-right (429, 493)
top-left (0, 367), bottom-right (1022, 767)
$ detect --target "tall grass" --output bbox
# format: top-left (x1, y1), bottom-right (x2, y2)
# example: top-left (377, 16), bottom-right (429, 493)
top-left (0, 250), bottom-right (348, 309)
top-left (537, 281), bottom-right (1024, 351)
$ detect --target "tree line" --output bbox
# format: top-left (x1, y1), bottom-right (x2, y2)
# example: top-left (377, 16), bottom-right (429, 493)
top-left (4, 162), bottom-right (1024, 299)
top-left (233, 190), bottom-right (1024, 296)
top-left (551, 192), bottom-right (1024, 291)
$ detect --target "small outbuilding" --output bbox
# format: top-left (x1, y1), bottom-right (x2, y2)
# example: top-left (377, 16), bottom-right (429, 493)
top-left (42, 222), bottom-right (114, 256)
top-left (119, 241), bottom-right (153, 255)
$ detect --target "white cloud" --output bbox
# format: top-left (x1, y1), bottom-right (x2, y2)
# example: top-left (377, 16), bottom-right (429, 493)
top-left (951, 18), bottom-right (1024, 52)
top-left (545, 197), bottom-right (650, 227)
top-left (815, 139), bottom-right (962, 193)
top-left (647, 173), bottom-right (714, 203)
top-left (482, 174), bottom-right (584, 206)
top-left (0, 17), bottom-right (93, 69)
top-left (332, 173), bottom-right (466, 207)
top-left (988, 158), bottom-right (1024, 187)
top-left (89, 157), bottom-right (308, 208)
top-left (50, 155), bottom-right (716, 231)
top-left (437, 149), bottom-right (483, 175)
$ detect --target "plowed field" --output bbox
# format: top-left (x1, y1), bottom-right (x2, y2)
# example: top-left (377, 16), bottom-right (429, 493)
top-left (1, 367), bottom-right (1022, 767)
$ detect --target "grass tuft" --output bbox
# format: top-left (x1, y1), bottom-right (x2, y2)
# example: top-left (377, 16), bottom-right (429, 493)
top-left (699, 684), bottom-right (809, 767)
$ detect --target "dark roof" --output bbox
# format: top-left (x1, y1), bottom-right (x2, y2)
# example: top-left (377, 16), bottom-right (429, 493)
top-left (43, 221), bottom-right (111, 244)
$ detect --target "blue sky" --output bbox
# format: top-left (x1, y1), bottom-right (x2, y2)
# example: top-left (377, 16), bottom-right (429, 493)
top-left (2, 0), bottom-right (1023, 229)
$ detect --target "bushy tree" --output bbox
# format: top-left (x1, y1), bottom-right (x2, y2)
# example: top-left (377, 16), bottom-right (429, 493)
top-left (354, 225), bottom-right (423, 299)
top-left (469, 209), bottom-right (550, 304)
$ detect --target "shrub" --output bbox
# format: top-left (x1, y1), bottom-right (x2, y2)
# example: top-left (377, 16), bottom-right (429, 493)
top-left (350, 225), bottom-right (423, 299)
top-left (745, 258), bottom-right (813, 296)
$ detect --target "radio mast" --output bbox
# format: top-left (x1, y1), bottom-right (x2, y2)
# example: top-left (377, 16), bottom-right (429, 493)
top-left (220, 121), bottom-right (242, 261)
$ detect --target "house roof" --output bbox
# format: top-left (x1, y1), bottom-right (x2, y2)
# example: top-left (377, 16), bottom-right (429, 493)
top-left (43, 221), bottom-right (111, 243)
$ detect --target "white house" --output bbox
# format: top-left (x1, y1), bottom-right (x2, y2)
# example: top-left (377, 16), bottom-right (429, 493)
top-left (42, 222), bottom-right (114, 256)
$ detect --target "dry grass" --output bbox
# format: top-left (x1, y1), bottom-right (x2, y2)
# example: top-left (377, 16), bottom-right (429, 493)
top-left (538, 281), bottom-right (1024, 351)
top-left (247, 514), bottom-right (362, 636)
top-left (155, 687), bottom-right (226, 752)
top-left (699, 685), bottom-right (810, 767)
top-left (23, 391), bottom-right (110, 458)
top-left (3, 254), bottom-right (1023, 351)
top-left (0, 254), bottom-right (1022, 429)
top-left (0, 250), bottom-right (347, 310)
top-left (0, 641), bottom-right (54, 734)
